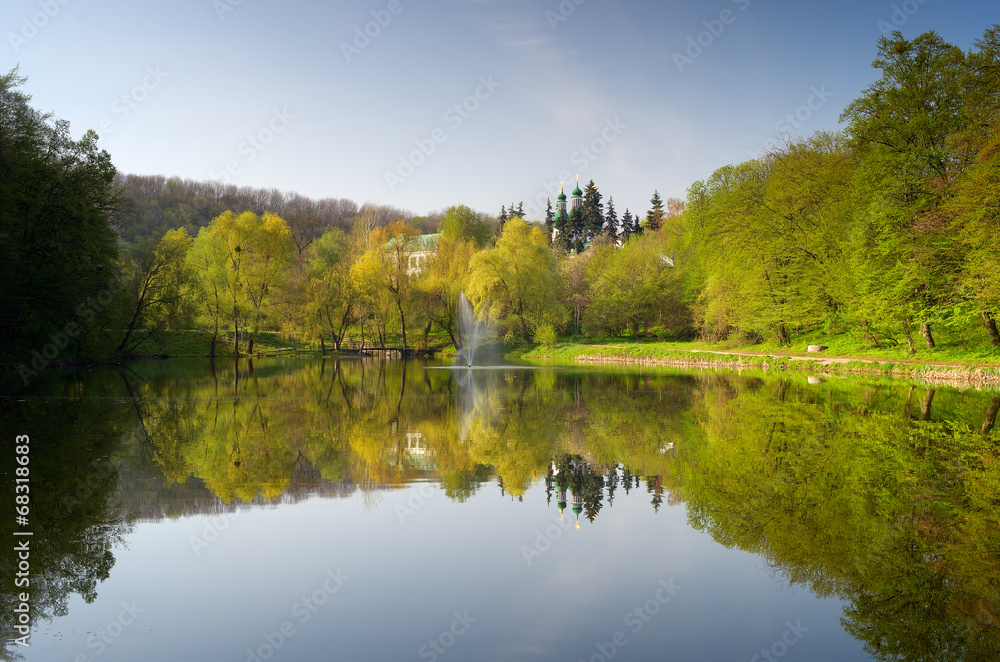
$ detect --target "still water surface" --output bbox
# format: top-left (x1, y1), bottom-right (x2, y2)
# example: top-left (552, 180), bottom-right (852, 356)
top-left (1, 359), bottom-right (998, 661)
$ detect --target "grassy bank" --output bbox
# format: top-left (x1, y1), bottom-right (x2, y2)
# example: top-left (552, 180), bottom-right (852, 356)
top-left (510, 336), bottom-right (1000, 388)
top-left (125, 330), bottom-right (455, 359)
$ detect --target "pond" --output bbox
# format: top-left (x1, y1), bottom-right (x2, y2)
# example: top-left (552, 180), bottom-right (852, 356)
top-left (1, 358), bottom-right (998, 661)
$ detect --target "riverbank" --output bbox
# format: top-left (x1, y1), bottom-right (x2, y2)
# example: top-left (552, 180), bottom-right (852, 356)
top-left (512, 340), bottom-right (1000, 388)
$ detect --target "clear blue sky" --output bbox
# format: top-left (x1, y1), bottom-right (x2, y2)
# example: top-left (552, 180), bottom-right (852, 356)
top-left (3, 0), bottom-right (997, 219)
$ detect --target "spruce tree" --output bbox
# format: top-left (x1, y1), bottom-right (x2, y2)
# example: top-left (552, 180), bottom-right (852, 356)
top-left (622, 209), bottom-right (637, 239)
top-left (544, 198), bottom-right (555, 237)
top-left (568, 205), bottom-right (586, 253)
top-left (515, 201), bottom-right (526, 220)
top-left (605, 197), bottom-right (619, 241)
top-left (645, 190), bottom-right (665, 231)
top-left (582, 179), bottom-right (604, 241)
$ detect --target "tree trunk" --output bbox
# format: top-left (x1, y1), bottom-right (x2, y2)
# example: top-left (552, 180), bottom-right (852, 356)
top-left (902, 318), bottom-right (916, 354)
top-left (982, 397), bottom-right (999, 436)
top-left (396, 300), bottom-right (408, 349)
top-left (209, 323), bottom-right (218, 358)
top-left (776, 324), bottom-right (790, 346)
top-left (921, 323), bottom-right (935, 349)
top-left (247, 334), bottom-right (255, 355)
top-left (233, 320), bottom-right (239, 356)
top-left (921, 389), bottom-right (935, 421)
top-left (320, 335), bottom-right (327, 356)
top-left (982, 312), bottom-right (1000, 347)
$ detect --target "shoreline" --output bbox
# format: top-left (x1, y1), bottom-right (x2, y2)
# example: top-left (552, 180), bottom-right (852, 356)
top-left (519, 344), bottom-right (1000, 388)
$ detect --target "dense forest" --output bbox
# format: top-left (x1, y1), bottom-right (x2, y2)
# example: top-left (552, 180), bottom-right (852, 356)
top-left (2, 26), bottom-right (999, 376)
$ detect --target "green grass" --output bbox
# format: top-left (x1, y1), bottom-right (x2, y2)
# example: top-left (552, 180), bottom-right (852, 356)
top-left (127, 329), bottom-right (457, 358)
top-left (512, 325), bottom-right (1000, 366)
top-left (508, 327), bottom-right (1000, 388)
top-left (128, 330), bottom-right (318, 358)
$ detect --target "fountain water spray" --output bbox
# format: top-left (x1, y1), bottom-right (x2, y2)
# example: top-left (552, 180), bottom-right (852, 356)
top-left (457, 293), bottom-right (487, 367)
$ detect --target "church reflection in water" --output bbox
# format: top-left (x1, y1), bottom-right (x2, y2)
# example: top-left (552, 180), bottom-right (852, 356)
top-left (3, 357), bottom-right (1000, 660)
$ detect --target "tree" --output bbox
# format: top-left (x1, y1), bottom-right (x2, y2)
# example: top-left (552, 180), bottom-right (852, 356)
top-left (416, 236), bottom-right (475, 349)
top-left (582, 180), bottom-right (604, 240)
top-left (186, 210), bottom-right (295, 355)
top-left (303, 229), bottom-right (357, 352)
top-left (681, 135), bottom-right (854, 344)
top-left (840, 30), bottom-right (969, 349)
top-left (360, 220), bottom-right (420, 348)
top-left (605, 197), bottom-right (619, 241)
top-left (567, 205), bottom-right (586, 253)
top-left (621, 209), bottom-right (637, 240)
top-left (438, 204), bottom-right (494, 249)
top-left (466, 218), bottom-right (566, 342)
top-left (949, 133), bottom-right (1000, 345)
top-left (0, 68), bottom-right (122, 365)
top-left (584, 232), bottom-right (686, 337)
top-left (110, 228), bottom-right (194, 356)
top-left (644, 191), bottom-right (665, 231)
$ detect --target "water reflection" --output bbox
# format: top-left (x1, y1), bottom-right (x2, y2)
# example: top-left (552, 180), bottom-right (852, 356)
top-left (2, 360), bottom-right (999, 660)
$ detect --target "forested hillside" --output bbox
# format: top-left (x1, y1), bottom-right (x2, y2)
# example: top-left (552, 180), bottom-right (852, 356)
top-left (111, 174), bottom-right (421, 252)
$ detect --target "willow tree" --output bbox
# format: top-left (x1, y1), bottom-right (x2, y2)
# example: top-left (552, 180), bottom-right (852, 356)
top-left (303, 228), bottom-right (357, 353)
top-left (415, 235), bottom-right (475, 350)
top-left (466, 218), bottom-right (565, 343)
top-left (187, 210), bottom-right (294, 355)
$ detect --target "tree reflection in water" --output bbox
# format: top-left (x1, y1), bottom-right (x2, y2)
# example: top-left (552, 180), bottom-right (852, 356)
top-left (2, 360), bottom-right (999, 660)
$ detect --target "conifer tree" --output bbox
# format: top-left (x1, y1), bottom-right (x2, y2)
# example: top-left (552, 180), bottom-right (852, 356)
top-left (582, 180), bottom-right (604, 241)
top-left (645, 191), bottom-right (665, 231)
top-left (605, 197), bottom-right (619, 241)
top-left (621, 209), bottom-right (634, 240)
top-left (544, 198), bottom-right (555, 237)
top-left (567, 206), bottom-right (586, 253)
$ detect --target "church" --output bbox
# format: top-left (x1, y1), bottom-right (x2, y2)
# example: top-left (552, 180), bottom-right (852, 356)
top-left (552, 174), bottom-right (584, 232)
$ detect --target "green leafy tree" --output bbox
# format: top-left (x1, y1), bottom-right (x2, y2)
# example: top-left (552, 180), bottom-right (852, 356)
top-left (840, 30), bottom-right (969, 349)
top-left (584, 232), bottom-right (686, 337)
top-left (438, 204), bottom-right (494, 249)
top-left (466, 218), bottom-right (566, 342)
top-left (415, 236), bottom-right (475, 349)
top-left (303, 228), bottom-right (357, 353)
top-left (0, 68), bottom-right (121, 365)
top-left (186, 211), bottom-right (295, 355)
top-left (110, 228), bottom-right (195, 356)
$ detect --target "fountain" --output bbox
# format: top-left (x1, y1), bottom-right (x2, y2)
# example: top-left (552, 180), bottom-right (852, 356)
top-left (456, 293), bottom-right (487, 367)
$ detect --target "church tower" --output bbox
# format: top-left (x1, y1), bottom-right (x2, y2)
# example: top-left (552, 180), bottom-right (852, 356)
top-left (571, 174), bottom-right (583, 211)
